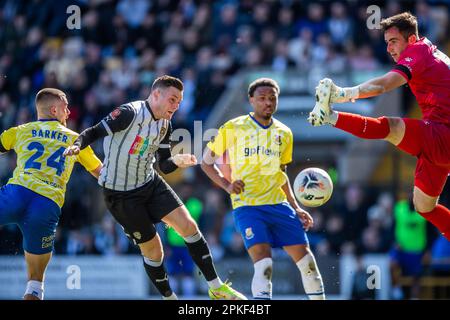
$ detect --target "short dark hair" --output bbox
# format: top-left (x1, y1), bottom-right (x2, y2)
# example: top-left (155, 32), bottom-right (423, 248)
top-left (380, 12), bottom-right (419, 40)
top-left (248, 78), bottom-right (280, 97)
top-left (151, 75), bottom-right (183, 92)
top-left (35, 88), bottom-right (66, 107)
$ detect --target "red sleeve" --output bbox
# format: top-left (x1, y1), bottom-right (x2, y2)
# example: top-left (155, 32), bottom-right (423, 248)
top-left (391, 66), bottom-right (411, 81)
top-left (392, 45), bottom-right (427, 81)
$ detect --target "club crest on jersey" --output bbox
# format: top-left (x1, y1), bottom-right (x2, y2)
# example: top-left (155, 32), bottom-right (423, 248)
top-left (245, 227), bottom-right (254, 240)
top-left (405, 57), bottom-right (413, 62)
top-left (129, 135), bottom-right (149, 156)
top-left (110, 108), bottom-right (121, 120)
top-left (274, 134), bottom-right (282, 145)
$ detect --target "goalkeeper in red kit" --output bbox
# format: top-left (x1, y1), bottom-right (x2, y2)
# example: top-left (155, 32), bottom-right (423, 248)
top-left (309, 12), bottom-right (450, 241)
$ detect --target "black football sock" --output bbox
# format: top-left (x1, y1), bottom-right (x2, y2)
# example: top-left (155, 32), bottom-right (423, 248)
top-left (184, 232), bottom-right (219, 281)
top-left (143, 257), bottom-right (173, 297)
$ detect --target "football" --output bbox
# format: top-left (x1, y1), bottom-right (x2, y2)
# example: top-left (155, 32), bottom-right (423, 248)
top-left (293, 167), bottom-right (333, 207)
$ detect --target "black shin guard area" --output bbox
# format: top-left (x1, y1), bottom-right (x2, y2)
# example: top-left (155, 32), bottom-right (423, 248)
top-left (143, 259), bottom-right (172, 297)
top-left (185, 237), bottom-right (218, 281)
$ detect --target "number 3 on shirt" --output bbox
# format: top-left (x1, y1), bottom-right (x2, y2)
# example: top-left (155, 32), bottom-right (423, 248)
top-left (24, 141), bottom-right (66, 176)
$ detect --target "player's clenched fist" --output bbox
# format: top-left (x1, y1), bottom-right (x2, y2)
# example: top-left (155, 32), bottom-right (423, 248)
top-left (226, 180), bottom-right (245, 194)
top-left (63, 145), bottom-right (80, 156)
top-left (173, 154), bottom-right (197, 168)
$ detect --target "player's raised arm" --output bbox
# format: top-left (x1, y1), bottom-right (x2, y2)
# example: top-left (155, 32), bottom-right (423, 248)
top-left (328, 71), bottom-right (407, 104)
top-left (356, 71), bottom-right (407, 99)
top-left (64, 105), bottom-right (135, 156)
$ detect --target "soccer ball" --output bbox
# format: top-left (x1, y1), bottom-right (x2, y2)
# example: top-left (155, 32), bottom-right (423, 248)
top-left (293, 167), bottom-right (333, 207)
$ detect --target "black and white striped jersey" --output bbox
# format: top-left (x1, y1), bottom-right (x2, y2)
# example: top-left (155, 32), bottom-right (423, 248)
top-left (97, 100), bottom-right (171, 191)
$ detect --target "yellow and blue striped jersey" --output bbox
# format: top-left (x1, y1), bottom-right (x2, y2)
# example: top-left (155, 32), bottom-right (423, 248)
top-left (207, 113), bottom-right (293, 209)
top-left (0, 120), bottom-right (102, 208)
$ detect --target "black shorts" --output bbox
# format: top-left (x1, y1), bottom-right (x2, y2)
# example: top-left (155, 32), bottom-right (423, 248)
top-left (103, 173), bottom-right (183, 245)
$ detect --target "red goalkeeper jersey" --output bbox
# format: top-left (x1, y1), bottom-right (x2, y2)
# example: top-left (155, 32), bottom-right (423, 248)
top-left (391, 37), bottom-right (450, 125)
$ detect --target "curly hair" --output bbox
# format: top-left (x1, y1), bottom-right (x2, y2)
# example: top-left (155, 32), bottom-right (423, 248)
top-left (248, 78), bottom-right (280, 97)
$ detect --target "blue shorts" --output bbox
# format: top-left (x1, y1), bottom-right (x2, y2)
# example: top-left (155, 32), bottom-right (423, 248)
top-left (233, 203), bottom-right (308, 249)
top-left (0, 184), bottom-right (61, 254)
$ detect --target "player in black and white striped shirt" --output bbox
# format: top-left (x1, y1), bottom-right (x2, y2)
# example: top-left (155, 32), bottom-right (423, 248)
top-left (64, 75), bottom-right (246, 300)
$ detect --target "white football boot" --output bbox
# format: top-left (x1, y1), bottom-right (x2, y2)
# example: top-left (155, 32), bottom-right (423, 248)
top-left (308, 78), bottom-right (334, 127)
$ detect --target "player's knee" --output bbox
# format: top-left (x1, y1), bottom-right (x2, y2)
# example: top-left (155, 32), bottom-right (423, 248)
top-left (386, 117), bottom-right (401, 130)
top-left (385, 117), bottom-right (404, 144)
top-left (180, 218), bottom-right (198, 237)
top-left (413, 195), bottom-right (437, 213)
top-left (142, 248), bottom-right (164, 262)
top-left (413, 188), bottom-right (438, 213)
top-left (139, 237), bottom-right (164, 260)
top-left (169, 207), bottom-right (198, 237)
top-left (249, 245), bottom-right (271, 262)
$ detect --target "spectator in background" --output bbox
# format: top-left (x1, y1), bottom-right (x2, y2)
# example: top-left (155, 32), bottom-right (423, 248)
top-left (173, 68), bottom-right (196, 129)
top-left (288, 27), bottom-right (314, 70)
top-left (339, 184), bottom-right (368, 248)
top-left (66, 228), bottom-right (99, 255)
top-left (389, 199), bottom-right (427, 299)
top-left (277, 6), bottom-right (295, 40)
top-left (219, 209), bottom-right (246, 258)
top-left (349, 44), bottom-right (380, 71)
top-left (304, 209), bottom-right (326, 254)
top-left (366, 192), bottom-right (395, 248)
top-left (0, 225), bottom-right (23, 255)
top-left (351, 253), bottom-right (376, 300)
top-left (93, 214), bottom-right (130, 255)
top-left (327, 2), bottom-right (353, 46)
top-left (116, 0), bottom-right (150, 29)
top-left (295, 2), bottom-right (327, 42)
top-left (428, 235), bottom-right (450, 299)
top-left (272, 39), bottom-right (296, 72)
top-left (324, 213), bottom-right (346, 255)
top-left (212, 2), bottom-right (238, 50)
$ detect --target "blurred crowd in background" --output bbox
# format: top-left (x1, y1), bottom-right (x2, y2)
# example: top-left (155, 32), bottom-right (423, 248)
top-left (1, 0), bottom-right (450, 299)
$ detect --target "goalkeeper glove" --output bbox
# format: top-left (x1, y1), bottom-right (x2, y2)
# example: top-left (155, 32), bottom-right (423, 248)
top-left (330, 82), bottom-right (360, 103)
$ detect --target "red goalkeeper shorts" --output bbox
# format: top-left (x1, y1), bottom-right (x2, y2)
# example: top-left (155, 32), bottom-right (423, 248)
top-left (397, 118), bottom-right (450, 197)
